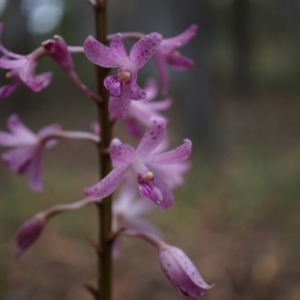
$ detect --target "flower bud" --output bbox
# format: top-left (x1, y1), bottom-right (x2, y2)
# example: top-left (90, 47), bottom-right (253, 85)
top-left (42, 35), bottom-right (73, 71)
top-left (16, 214), bottom-right (46, 258)
top-left (158, 245), bottom-right (212, 299)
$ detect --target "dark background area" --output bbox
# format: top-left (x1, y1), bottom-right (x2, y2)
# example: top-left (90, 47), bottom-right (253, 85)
top-left (0, 0), bottom-right (300, 299)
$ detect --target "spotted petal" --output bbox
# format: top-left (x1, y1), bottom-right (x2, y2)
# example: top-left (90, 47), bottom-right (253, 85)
top-left (84, 35), bottom-right (125, 68)
top-left (130, 80), bottom-right (146, 100)
top-left (135, 117), bottom-right (166, 157)
top-left (109, 95), bottom-right (131, 120)
top-left (110, 33), bottom-right (129, 62)
top-left (130, 32), bottom-right (163, 69)
top-left (84, 164), bottom-right (129, 200)
top-left (110, 138), bottom-right (135, 167)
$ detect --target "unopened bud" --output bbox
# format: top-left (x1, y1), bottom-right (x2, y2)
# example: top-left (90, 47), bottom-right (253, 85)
top-left (16, 214), bottom-right (46, 258)
top-left (42, 35), bottom-right (73, 71)
top-left (158, 244), bottom-right (213, 299)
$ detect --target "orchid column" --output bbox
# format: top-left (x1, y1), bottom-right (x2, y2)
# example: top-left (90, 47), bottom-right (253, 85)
top-left (0, 1), bottom-right (213, 299)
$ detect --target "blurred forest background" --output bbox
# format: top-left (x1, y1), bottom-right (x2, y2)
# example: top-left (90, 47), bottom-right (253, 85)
top-left (1, 0), bottom-right (300, 299)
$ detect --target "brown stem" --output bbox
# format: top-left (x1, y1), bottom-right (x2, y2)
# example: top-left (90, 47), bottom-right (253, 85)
top-left (93, 0), bottom-right (113, 300)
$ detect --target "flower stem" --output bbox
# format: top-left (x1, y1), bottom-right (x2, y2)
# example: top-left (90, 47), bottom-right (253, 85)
top-left (93, 0), bottom-right (113, 300)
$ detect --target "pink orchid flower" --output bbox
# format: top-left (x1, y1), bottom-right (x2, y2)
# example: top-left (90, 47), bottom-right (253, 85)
top-left (0, 23), bottom-right (52, 100)
top-left (159, 243), bottom-right (213, 299)
top-left (84, 116), bottom-right (192, 209)
top-left (154, 24), bottom-right (198, 94)
top-left (84, 32), bottom-right (163, 119)
top-left (0, 115), bottom-right (61, 192)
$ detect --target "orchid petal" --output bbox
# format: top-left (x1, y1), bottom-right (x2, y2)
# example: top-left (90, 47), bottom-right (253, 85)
top-left (143, 78), bottom-right (158, 100)
top-left (6, 115), bottom-right (36, 142)
top-left (115, 80), bottom-right (132, 118)
top-left (28, 147), bottom-right (43, 192)
top-left (135, 116), bottom-right (166, 157)
top-left (84, 164), bottom-right (129, 200)
top-left (150, 171), bottom-right (174, 209)
top-left (109, 95), bottom-right (131, 120)
top-left (0, 82), bottom-right (20, 100)
top-left (167, 54), bottom-right (194, 70)
top-left (104, 75), bottom-right (121, 97)
top-left (144, 98), bottom-right (172, 111)
top-left (84, 35), bottom-right (124, 68)
top-left (138, 170), bottom-right (174, 209)
top-left (110, 33), bottom-right (129, 62)
top-left (160, 24), bottom-right (198, 55)
top-left (130, 80), bottom-right (146, 100)
top-left (154, 55), bottom-right (169, 95)
top-left (0, 57), bottom-right (25, 69)
top-left (2, 147), bottom-right (35, 174)
top-left (124, 118), bottom-right (144, 139)
top-left (130, 32), bottom-right (163, 69)
top-left (22, 71), bottom-right (52, 92)
top-left (129, 98), bottom-right (171, 128)
top-left (110, 138), bottom-right (135, 166)
top-left (152, 161), bottom-right (191, 189)
top-left (0, 132), bottom-right (28, 147)
top-left (146, 139), bottom-right (192, 165)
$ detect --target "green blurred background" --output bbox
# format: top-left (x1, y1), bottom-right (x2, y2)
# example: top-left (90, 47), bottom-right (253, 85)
top-left (1, 0), bottom-right (300, 299)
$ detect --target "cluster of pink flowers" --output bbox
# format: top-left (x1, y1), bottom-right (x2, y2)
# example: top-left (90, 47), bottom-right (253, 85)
top-left (0, 21), bottom-right (213, 299)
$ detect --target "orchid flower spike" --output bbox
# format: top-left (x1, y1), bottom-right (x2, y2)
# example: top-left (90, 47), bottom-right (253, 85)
top-left (0, 23), bottom-right (52, 100)
top-left (84, 32), bottom-right (163, 119)
top-left (154, 24), bottom-right (198, 94)
top-left (0, 114), bottom-right (61, 192)
top-left (84, 116), bottom-right (192, 209)
top-left (158, 243), bottom-right (213, 299)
